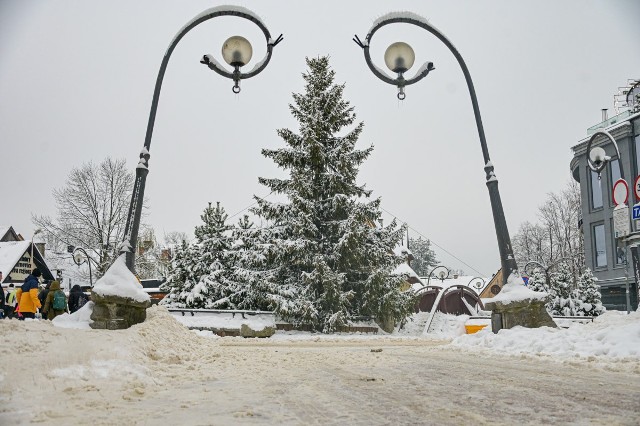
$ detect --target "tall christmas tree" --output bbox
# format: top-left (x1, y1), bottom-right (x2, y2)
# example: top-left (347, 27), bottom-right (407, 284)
top-left (248, 56), bottom-right (414, 332)
top-left (574, 268), bottom-right (605, 316)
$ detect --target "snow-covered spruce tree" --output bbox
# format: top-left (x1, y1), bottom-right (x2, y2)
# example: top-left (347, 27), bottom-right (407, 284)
top-left (161, 202), bottom-right (237, 309)
top-left (408, 236), bottom-right (438, 276)
top-left (526, 267), bottom-right (548, 293)
top-left (574, 268), bottom-right (605, 317)
top-left (548, 262), bottom-right (576, 316)
top-left (215, 214), bottom-right (275, 310)
top-left (249, 56), bottom-right (414, 332)
top-left (194, 201), bottom-right (240, 308)
top-left (160, 239), bottom-right (202, 308)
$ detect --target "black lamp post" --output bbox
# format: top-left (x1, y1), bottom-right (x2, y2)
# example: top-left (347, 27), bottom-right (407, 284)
top-left (119, 7), bottom-right (282, 271)
top-left (72, 247), bottom-right (97, 287)
top-left (354, 12), bottom-right (518, 284)
top-left (427, 265), bottom-right (450, 286)
top-left (585, 129), bottom-right (632, 313)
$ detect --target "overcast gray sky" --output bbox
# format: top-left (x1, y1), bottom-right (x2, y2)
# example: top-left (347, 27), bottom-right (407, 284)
top-left (1, 0), bottom-right (639, 277)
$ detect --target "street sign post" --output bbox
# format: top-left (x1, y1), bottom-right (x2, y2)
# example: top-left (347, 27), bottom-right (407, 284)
top-left (614, 204), bottom-right (630, 238)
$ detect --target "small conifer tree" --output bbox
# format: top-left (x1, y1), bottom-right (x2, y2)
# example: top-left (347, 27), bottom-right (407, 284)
top-left (574, 268), bottom-right (605, 316)
top-left (548, 262), bottom-right (576, 316)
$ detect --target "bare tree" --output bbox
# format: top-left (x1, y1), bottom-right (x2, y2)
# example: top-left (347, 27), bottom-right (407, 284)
top-left (33, 158), bottom-right (138, 277)
top-left (513, 180), bottom-right (585, 278)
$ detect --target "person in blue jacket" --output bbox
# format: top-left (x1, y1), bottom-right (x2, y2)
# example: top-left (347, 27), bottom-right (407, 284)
top-left (16, 269), bottom-right (42, 320)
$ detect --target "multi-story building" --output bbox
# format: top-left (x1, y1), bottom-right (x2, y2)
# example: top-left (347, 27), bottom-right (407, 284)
top-left (570, 106), bottom-right (640, 310)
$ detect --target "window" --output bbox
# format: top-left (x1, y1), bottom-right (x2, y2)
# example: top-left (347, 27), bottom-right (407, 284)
top-left (594, 223), bottom-right (607, 268)
top-left (590, 169), bottom-right (603, 209)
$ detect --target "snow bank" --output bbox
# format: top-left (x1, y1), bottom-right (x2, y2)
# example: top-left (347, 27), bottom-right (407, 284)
top-left (52, 301), bottom-right (94, 329)
top-left (171, 311), bottom-right (275, 331)
top-left (92, 254), bottom-right (150, 303)
top-left (452, 310), bottom-right (640, 361)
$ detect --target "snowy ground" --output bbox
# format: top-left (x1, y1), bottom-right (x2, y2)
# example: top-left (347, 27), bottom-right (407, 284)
top-left (1, 306), bottom-right (639, 425)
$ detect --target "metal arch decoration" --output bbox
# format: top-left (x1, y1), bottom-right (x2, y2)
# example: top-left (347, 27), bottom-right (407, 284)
top-left (120, 6), bottom-right (283, 271)
top-left (414, 285), bottom-right (443, 313)
top-left (441, 285), bottom-right (484, 315)
top-left (586, 130), bottom-right (621, 178)
top-left (353, 12), bottom-right (519, 285)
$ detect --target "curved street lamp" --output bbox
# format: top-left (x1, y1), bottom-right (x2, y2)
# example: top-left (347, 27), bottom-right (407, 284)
top-left (468, 276), bottom-right (486, 292)
top-left (72, 247), bottom-right (98, 287)
top-left (584, 129), bottom-right (632, 313)
top-left (427, 265), bottom-right (450, 286)
top-left (354, 12), bottom-right (518, 284)
top-left (119, 6), bottom-right (283, 271)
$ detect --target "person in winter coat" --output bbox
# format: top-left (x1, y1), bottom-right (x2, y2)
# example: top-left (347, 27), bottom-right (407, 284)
top-left (5, 283), bottom-right (18, 319)
top-left (43, 280), bottom-right (67, 320)
top-left (68, 285), bottom-right (88, 314)
top-left (16, 269), bottom-right (42, 320)
top-left (38, 281), bottom-right (51, 308)
top-left (0, 281), bottom-right (5, 319)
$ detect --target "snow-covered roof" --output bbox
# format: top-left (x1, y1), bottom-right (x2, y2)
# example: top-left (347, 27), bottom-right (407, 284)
top-left (0, 241), bottom-right (30, 281)
top-left (0, 240), bottom-right (54, 283)
top-left (393, 262), bottom-right (422, 285)
top-left (0, 226), bottom-right (10, 240)
top-left (393, 245), bottom-right (412, 257)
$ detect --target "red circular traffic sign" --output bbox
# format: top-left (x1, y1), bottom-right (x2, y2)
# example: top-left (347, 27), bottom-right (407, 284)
top-left (634, 175), bottom-right (640, 201)
top-left (613, 178), bottom-right (629, 206)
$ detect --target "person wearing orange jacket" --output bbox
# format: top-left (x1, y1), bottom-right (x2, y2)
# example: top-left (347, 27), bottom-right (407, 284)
top-left (16, 269), bottom-right (42, 320)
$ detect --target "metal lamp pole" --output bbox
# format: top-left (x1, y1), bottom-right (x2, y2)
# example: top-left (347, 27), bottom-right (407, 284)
top-left (30, 229), bottom-right (42, 271)
top-left (72, 247), bottom-right (97, 287)
top-left (119, 6), bottom-right (283, 272)
top-left (354, 13), bottom-right (518, 284)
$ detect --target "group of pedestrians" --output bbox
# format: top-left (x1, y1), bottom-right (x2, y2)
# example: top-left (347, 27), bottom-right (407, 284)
top-left (1, 268), bottom-right (89, 320)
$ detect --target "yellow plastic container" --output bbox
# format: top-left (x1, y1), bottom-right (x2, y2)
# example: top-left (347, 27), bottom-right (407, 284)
top-left (465, 324), bottom-right (488, 334)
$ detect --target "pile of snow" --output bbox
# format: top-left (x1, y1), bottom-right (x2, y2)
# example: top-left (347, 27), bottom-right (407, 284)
top-left (51, 302), bottom-right (95, 329)
top-left (452, 310), bottom-right (640, 361)
top-left (485, 274), bottom-right (547, 304)
top-left (92, 254), bottom-right (150, 303)
top-left (397, 311), bottom-right (468, 338)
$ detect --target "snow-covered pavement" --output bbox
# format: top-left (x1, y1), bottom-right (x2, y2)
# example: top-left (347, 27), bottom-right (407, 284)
top-left (1, 306), bottom-right (638, 425)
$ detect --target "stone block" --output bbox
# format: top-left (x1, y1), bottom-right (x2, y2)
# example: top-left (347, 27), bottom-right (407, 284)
top-left (240, 324), bottom-right (276, 338)
top-left (90, 292), bottom-right (151, 330)
top-left (485, 297), bottom-right (556, 332)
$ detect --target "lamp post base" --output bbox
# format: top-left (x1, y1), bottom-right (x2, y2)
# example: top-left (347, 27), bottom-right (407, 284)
top-left (485, 297), bottom-right (556, 333)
